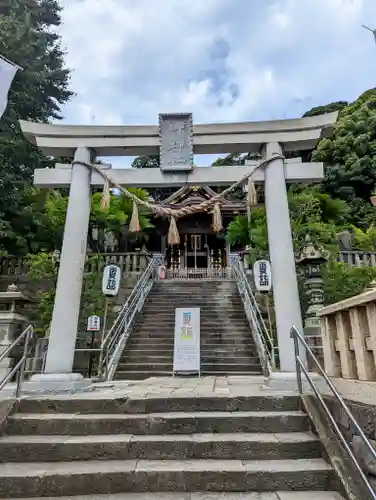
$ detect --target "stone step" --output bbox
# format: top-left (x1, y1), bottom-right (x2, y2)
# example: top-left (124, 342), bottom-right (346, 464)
top-left (128, 339), bottom-right (258, 346)
top-left (148, 292), bottom-right (239, 296)
top-left (17, 395), bottom-right (301, 415)
top-left (146, 298), bottom-right (243, 301)
top-left (148, 292), bottom-right (240, 295)
top-left (117, 363), bottom-right (172, 371)
top-left (116, 371), bottom-right (174, 380)
top-left (121, 349), bottom-right (258, 356)
top-left (137, 311), bottom-right (248, 317)
top-left (143, 306), bottom-right (244, 315)
top-left (131, 336), bottom-right (252, 342)
top-left (130, 332), bottom-right (253, 338)
top-left (132, 330), bottom-right (251, 336)
top-left (125, 344), bottom-right (258, 353)
top-left (119, 355), bottom-right (260, 364)
top-left (117, 362), bottom-right (260, 371)
top-left (121, 349), bottom-right (174, 355)
top-left (132, 330), bottom-right (252, 336)
top-left (116, 371), bottom-right (264, 380)
top-left (7, 411), bottom-right (309, 436)
top-left (202, 363), bottom-right (262, 371)
top-left (128, 344), bottom-right (256, 352)
top-left (5, 492), bottom-right (347, 500)
top-left (144, 300), bottom-right (244, 304)
top-left (119, 356), bottom-right (173, 363)
top-left (145, 298), bottom-right (242, 303)
top-left (130, 337), bottom-right (253, 344)
top-left (200, 370), bottom-right (263, 377)
top-left (145, 300), bottom-right (243, 304)
top-left (127, 341), bottom-right (175, 347)
top-left (145, 297), bottom-right (244, 301)
top-left (0, 432), bottom-right (321, 462)
top-left (135, 318), bottom-right (249, 323)
top-left (0, 458), bottom-right (333, 497)
top-left (134, 323), bottom-right (250, 330)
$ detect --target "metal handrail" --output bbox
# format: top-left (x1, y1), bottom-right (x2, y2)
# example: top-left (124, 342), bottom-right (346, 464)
top-left (230, 254), bottom-right (277, 375)
top-left (0, 324), bottom-right (34, 398)
top-left (290, 324), bottom-right (376, 500)
top-left (98, 253), bottom-right (164, 380)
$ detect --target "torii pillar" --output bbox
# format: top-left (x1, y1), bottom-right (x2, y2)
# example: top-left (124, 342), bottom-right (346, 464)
top-left (263, 142), bottom-right (304, 385)
top-left (30, 146), bottom-right (94, 391)
top-left (19, 111), bottom-right (338, 391)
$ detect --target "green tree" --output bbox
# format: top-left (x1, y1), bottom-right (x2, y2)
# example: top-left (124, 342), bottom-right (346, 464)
top-left (131, 155), bottom-right (160, 169)
top-left (226, 187), bottom-right (347, 259)
top-left (41, 189), bottom-right (153, 253)
top-left (211, 153), bottom-right (262, 200)
top-left (349, 225), bottom-right (376, 251)
top-left (303, 101), bottom-right (348, 118)
top-left (322, 261), bottom-right (376, 305)
top-left (27, 252), bottom-right (109, 336)
top-left (0, 0), bottom-right (72, 255)
top-left (211, 152), bottom-right (261, 167)
top-left (313, 89), bottom-right (376, 227)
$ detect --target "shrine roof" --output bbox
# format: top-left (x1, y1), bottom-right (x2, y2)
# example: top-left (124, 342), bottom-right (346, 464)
top-left (158, 185), bottom-right (246, 212)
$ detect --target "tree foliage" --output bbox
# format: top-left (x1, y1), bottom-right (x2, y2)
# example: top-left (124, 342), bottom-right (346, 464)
top-left (0, 0), bottom-right (73, 255)
top-left (211, 152), bottom-right (261, 167)
top-left (313, 88), bottom-right (376, 227)
top-left (38, 189), bottom-right (153, 253)
top-left (322, 261), bottom-right (376, 305)
top-left (27, 252), bottom-right (108, 336)
top-left (131, 155), bottom-right (160, 169)
top-left (225, 186), bottom-right (366, 306)
top-left (226, 187), bottom-right (348, 259)
top-left (303, 101), bottom-right (348, 118)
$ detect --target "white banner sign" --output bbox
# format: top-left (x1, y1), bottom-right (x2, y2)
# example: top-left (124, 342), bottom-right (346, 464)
top-left (253, 260), bottom-right (272, 292)
top-left (173, 308), bottom-right (200, 374)
top-left (0, 55), bottom-right (19, 119)
top-left (87, 315), bottom-right (101, 331)
top-left (102, 265), bottom-right (121, 296)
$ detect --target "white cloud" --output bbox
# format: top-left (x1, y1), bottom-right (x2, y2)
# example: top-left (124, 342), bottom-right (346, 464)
top-left (57, 0), bottom-right (376, 131)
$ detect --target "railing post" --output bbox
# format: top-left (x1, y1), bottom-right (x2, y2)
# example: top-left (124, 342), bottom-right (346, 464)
top-left (291, 326), bottom-right (303, 394)
top-left (15, 327), bottom-right (33, 398)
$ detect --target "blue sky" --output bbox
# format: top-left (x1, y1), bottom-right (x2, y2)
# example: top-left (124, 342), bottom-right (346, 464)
top-left (57, 0), bottom-right (376, 166)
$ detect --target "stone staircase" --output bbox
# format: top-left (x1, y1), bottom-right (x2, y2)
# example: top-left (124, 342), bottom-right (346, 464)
top-left (116, 281), bottom-right (263, 380)
top-left (0, 391), bottom-right (344, 498)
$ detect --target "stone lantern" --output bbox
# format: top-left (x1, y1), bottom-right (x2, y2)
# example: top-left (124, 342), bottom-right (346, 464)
top-left (297, 235), bottom-right (328, 368)
top-left (0, 284), bottom-right (33, 379)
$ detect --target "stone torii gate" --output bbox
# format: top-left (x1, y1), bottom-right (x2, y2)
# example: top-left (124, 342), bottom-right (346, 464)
top-left (20, 112), bottom-right (338, 391)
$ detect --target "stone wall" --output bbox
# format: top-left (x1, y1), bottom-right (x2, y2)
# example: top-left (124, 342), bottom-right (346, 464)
top-left (324, 395), bottom-right (376, 489)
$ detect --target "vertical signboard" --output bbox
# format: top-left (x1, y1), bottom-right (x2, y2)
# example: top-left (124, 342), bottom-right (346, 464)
top-left (159, 113), bottom-right (194, 171)
top-left (173, 308), bottom-right (200, 374)
top-left (253, 260), bottom-right (272, 292)
top-left (87, 315), bottom-right (101, 332)
top-left (102, 265), bottom-right (121, 296)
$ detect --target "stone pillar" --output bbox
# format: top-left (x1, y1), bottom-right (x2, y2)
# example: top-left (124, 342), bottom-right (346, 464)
top-left (264, 142), bottom-right (303, 372)
top-left (30, 147), bottom-right (93, 391)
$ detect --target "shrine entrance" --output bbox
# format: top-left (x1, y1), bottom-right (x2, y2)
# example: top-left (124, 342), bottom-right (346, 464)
top-left (148, 185), bottom-right (241, 272)
top-left (165, 233), bottom-right (227, 271)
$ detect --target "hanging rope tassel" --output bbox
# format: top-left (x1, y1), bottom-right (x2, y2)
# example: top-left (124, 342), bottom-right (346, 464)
top-left (168, 217), bottom-right (180, 245)
top-left (129, 201), bottom-right (141, 233)
top-left (212, 202), bottom-right (223, 233)
top-left (100, 178), bottom-right (111, 210)
top-left (247, 178), bottom-right (258, 207)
